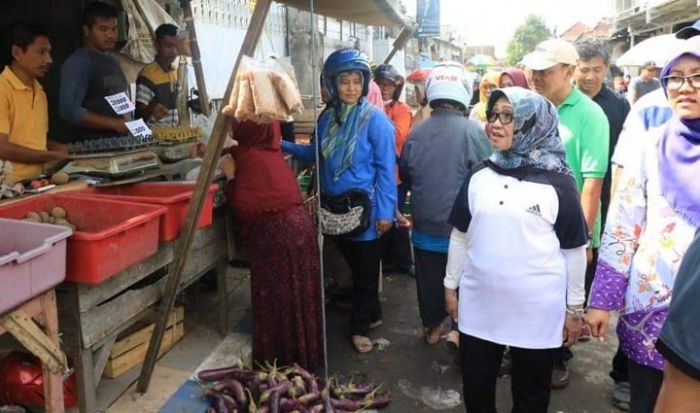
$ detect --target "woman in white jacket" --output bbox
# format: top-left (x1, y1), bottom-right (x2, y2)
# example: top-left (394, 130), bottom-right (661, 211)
top-left (444, 87), bottom-right (588, 413)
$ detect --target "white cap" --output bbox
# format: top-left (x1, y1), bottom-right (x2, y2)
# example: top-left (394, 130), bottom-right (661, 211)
top-left (522, 39), bottom-right (579, 70)
top-left (425, 62), bottom-right (474, 109)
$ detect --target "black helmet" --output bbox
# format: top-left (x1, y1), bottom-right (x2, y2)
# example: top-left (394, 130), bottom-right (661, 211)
top-left (373, 64), bottom-right (404, 101)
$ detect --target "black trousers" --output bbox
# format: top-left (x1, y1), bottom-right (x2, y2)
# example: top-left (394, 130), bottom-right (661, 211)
top-left (460, 333), bottom-right (555, 413)
top-left (382, 183), bottom-right (413, 270)
top-left (610, 345), bottom-right (629, 382)
top-left (628, 360), bottom-right (663, 413)
top-left (414, 248), bottom-right (449, 328)
top-left (335, 238), bottom-right (383, 336)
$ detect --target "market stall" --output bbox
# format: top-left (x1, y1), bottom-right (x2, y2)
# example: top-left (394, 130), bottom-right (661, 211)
top-left (0, 1), bottom-right (413, 411)
top-left (0, 219), bottom-right (72, 413)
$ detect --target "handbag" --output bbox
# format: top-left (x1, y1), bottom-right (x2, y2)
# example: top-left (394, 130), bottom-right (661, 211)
top-left (320, 189), bottom-right (372, 237)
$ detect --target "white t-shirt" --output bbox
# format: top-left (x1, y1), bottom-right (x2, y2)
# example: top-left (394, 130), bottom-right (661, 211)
top-left (447, 165), bottom-right (587, 349)
top-left (612, 88), bottom-right (671, 167)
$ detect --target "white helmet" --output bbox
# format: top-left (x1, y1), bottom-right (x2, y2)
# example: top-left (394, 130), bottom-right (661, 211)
top-left (425, 62), bottom-right (474, 110)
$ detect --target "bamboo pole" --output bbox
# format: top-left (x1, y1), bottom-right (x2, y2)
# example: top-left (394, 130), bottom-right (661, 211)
top-left (136, 0), bottom-right (273, 393)
top-left (382, 23), bottom-right (416, 65)
top-left (181, 0), bottom-right (210, 117)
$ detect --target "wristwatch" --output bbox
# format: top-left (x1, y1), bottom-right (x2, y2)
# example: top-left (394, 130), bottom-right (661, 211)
top-left (585, 231), bottom-right (593, 249)
top-left (566, 305), bottom-right (585, 319)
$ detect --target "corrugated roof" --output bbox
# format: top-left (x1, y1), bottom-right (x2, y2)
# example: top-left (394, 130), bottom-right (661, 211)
top-left (279, 0), bottom-right (406, 27)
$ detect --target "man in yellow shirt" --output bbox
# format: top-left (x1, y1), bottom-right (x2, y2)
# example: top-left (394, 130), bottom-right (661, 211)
top-left (0, 24), bottom-right (67, 182)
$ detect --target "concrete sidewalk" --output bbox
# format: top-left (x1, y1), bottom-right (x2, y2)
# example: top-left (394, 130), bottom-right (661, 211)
top-left (323, 274), bottom-right (622, 413)
top-left (107, 268), bottom-right (623, 413)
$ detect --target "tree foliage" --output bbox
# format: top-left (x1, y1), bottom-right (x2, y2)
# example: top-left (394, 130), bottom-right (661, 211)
top-left (505, 15), bottom-right (552, 66)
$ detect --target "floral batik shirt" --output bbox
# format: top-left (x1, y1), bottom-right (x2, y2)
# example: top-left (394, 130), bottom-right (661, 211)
top-left (589, 132), bottom-right (698, 370)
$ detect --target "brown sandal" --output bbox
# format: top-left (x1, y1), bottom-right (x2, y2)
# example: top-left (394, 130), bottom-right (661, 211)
top-left (351, 335), bottom-right (374, 353)
top-left (424, 326), bottom-right (442, 345)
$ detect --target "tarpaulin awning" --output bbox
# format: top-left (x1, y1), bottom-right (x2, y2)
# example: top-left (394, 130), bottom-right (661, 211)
top-left (278, 0), bottom-right (406, 27)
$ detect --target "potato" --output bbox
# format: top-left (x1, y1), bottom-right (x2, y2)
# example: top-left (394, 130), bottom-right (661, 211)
top-left (26, 211), bottom-right (40, 221)
top-left (24, 216), bottom-right (41, 223)
top-left (50, 206), bottom-right (67, 219)
top-left (39, 211), bottom-right (50, 223)
top-left (51, 172), bottom-right (70, 185)
top-left (48, 217), bottom-right (56, 224)
top-left (54, 218), bottom-right (72, 228)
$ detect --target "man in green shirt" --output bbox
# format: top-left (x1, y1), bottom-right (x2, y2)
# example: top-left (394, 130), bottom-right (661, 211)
top-left (523, 38), bottom-right (609, 389)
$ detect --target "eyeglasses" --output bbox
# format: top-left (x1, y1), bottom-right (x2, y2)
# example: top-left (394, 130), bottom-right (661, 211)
top-left (486, 111), bottom-right (514, 125)
top-left (662, 73), bottom-right (700, 90)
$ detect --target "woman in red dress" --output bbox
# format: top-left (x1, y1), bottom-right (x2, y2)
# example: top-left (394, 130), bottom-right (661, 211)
top-left (221, 119), bottom-right (322, 370)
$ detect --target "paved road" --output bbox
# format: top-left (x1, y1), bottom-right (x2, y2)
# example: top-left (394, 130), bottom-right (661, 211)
top-left (325, 274), bottom-right (622, 413)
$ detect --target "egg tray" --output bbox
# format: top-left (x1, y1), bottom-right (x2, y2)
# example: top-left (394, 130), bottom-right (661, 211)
top-left (152, 126), bottom-right (201, 143)
top-left (68, 135), bottom-right (156, 156)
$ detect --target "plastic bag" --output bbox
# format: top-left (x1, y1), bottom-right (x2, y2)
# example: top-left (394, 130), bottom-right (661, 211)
top-left (191, 112), bottom-right (215, 144)
top-left (222, 55), bottom-right (304, 123)
top-left (119, 0), bottom-right (177, 64)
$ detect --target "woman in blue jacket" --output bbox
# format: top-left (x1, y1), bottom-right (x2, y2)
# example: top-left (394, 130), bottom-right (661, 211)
top-left (283, 48), bottom-right (397, 353)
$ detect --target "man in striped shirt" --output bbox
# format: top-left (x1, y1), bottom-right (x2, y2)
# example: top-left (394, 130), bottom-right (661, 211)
top-left (135, 24), bottom-right (180, 127)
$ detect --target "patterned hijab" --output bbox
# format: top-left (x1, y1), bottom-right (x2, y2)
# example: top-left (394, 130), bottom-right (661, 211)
top-left (486, 87), bottom-right (572, 176)
top-left (321, 70), bottom-right (374, 181)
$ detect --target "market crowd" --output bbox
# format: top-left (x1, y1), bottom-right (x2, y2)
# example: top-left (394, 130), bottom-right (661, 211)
top-left (276, 21), bottom-right (700, 413)
top-left (2, 1), bottom-right (700, 412)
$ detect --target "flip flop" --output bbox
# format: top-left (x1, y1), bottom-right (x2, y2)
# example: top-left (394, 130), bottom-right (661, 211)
top-left (351, 335), bottom-right (374, 353)
top-left (424, 326), bottom-right (442, 345)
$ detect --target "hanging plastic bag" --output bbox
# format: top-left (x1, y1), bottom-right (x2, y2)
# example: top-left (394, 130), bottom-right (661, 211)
top-left (119, 0), bottom-right (177, 64)
top-left (222, 55), bottom-right (304, 123)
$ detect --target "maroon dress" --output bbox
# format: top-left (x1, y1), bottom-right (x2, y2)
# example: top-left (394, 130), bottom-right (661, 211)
top-left (227, 120), bottom-right (322, 370)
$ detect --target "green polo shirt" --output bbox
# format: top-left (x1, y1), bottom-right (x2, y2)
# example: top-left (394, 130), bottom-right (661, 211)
top-left (557, 87), bottom-right (609, 248)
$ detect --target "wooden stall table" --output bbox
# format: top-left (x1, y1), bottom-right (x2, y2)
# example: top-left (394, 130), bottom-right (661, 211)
top-left (56, 209), bottom-right (230, 413)
top-left (0, 290), bottom-right (67, 413)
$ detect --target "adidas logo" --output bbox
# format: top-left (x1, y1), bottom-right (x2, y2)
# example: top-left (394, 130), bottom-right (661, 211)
top-left (526, 204), bottom-right (542, 217)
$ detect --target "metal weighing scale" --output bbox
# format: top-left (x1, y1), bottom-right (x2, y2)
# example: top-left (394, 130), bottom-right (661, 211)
top-left (59, 127), bottom-right (202, 184)
top-left (61, 135), bottom-right (161, 184)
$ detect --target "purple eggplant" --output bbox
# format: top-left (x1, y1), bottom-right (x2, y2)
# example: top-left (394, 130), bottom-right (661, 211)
top-left (269, 388), bottom-right (282, 413)
top-left (366, 392), bottom-right (392, 409)
top-left (279, 398), bottom-right (311, 413)
top-left (204, 389), bottom-right (233, 413)
top-left (198, 366), bottom-right (242, 382)
top-left (297, 391), bottom-right (320, 406)
top-left (215, 379), bottom-right (246, 406)
top-left (260, 382), bottom-right (290, 404)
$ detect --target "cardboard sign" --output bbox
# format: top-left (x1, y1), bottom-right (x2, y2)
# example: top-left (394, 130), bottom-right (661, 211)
top-left (125, 119), bottom-right (152, 137)
top-left (105, 92), bottom-right (135, 115)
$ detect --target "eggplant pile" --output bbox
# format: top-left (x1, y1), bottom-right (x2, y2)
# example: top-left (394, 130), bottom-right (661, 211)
top-left (197, 362), bottom-right (391, 413)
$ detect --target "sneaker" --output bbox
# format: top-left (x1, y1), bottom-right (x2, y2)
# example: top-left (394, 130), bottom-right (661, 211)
top-left (612, 381), bottom-right (630, 411)
top-left (551, 360), bottom-right (570, 389)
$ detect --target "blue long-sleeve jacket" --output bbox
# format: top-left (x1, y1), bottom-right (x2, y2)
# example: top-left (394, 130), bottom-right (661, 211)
top-left (282, 106), bottom-right (397, 241)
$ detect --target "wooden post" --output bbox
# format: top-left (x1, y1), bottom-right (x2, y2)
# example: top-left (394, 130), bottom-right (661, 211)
top-left (382, 24), bottom-right (416, 65)
top-left (136, 0), bottom-right (273, 393)
top-left (180, 0), bottom-right (210, 117)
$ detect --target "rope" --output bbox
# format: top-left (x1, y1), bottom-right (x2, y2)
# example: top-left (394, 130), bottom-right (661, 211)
top-left (308, 0), bottom-right (330, 382)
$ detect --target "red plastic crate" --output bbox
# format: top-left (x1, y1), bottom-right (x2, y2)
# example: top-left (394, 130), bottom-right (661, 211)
top-left (0, 194), bottom-right (165, 284)
top-left (72, 183), bottom-right (218, 242)
top-left (0, 219), bottom-right (72, 313)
